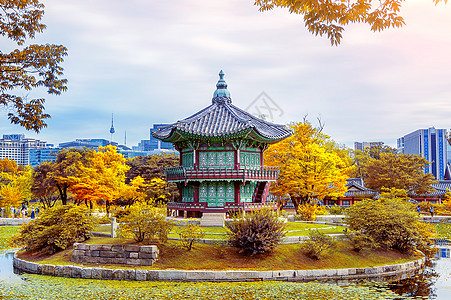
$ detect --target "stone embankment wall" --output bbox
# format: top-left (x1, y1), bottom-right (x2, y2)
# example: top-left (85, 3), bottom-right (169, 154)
top-left (0, 218), bottom-right (31, 226)
top-left (71, 243), bottom-right (158, 266)
top-left (14, 254), bottom-right (425, 282)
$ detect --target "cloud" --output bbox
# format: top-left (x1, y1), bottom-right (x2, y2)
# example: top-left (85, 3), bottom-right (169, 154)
top-left (0, 0), bottom-right (450, 149)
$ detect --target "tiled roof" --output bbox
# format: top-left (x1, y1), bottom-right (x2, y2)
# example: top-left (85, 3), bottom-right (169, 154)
top-left (152, 71), bottom-right (291, 142)
top-left (343, 178), bottom-right (451, 198)
top-left (344, 178), bottom-right (376, 197)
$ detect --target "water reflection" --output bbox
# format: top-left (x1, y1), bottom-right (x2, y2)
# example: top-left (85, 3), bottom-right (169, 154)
top-left (1, 248), bottom-right (451, 299)
top-left (387, 247), bottom-right (451, 299)
top-left (0, 252), bottom-right (21, 284)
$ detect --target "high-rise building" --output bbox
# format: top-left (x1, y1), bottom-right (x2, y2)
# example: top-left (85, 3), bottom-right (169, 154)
top-left (0, 134), bottom-right (47, 165)
top-left (354, 141), bottom-right (383, 151)
top-left (150, 124), bottom-right (174, 150)
top-left (397, 128), bottom-right (447, 180)
top-left (29, 147), bottom-right (62, 167)
top-left (59, 139), bottom-right (118, 149)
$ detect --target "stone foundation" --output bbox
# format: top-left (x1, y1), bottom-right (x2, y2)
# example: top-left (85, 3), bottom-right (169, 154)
top-left (71, 243), bottom-right (159, 266)
top-left (14, 254), bottom-right (425, 282)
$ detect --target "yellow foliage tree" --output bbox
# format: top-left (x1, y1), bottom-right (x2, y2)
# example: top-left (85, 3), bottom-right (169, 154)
top-left (264, 120), bottom-right (352, 212)
top-left (68, 146), bottom-right (129, 213)
top-left (363, 152), bottom-right (436, 195)
top-left (115, 176), bottom-right (149, 207)
top-left (0, 167), bottom-right (32, 207)
top-left (0, 1), bottom-right (67, 132)
top-left (254, 0), bottom-right (447, 46)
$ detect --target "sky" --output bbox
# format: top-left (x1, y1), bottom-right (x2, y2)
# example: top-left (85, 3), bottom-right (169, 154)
top-left (1, 0), bottom-right (451, 149)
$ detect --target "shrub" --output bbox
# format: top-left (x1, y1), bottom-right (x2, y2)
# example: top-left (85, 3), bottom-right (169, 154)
top-left (226, 209), bottom-right (286, 255)
top-left (346, 188), bottom-right (436, 255)
top-left (177, 223), bottom-right (205, 250)
top-left (11, 204), bottom-right (95, 254)
top-left (96, 215), bottom-right (112, 224)
top-left (113, 207), bottom-right (130, 221)
top-left (344, 230), bottom-right (377, 252)
top-left (118, 203), bottom-right (173, 243)
top-left (328, 205), bottom-right (345, 215)
top-left (301, 229), bottom-right (335, 259)
top-left (418, 201), bottom-right (449, 215)
top-left (212, 240), bottom-right (228, 258)
top-left (297, 203), bottom-right (327, 221)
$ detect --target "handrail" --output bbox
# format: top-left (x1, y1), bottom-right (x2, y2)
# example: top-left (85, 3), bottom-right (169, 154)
top-left (165, 165), bottom-right (280, 181)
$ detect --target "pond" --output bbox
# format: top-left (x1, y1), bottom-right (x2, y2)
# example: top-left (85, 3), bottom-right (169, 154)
top-left (1, 249), bottom-right (450, 299)
top-left (386, 247), bottom-right (451, 299)
top-left (0, 252), bottom-right (21, 284)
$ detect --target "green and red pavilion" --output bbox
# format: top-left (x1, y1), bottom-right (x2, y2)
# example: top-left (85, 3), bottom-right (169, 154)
top-left (152, 71), bottom-right (291, 218)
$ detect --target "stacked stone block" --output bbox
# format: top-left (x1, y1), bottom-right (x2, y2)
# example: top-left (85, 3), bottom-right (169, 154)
top-left (71, 243), bottom-right (158, 266)
top-left (14, 254), bottom-right (425, 282)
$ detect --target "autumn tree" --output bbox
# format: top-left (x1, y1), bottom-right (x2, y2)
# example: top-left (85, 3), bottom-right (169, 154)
top-left (0, 158), bottom-right (24, 186)
top-left (362, 152), bottom-right (436, 195)
top-left (0, 166), bottom-right (32, 208)
top-left (346, 188), bottom-right (435, 255)
top-left (0, 0), bottom-right (67, 131)
top-left (31, 161), bottom-right (59, 208)
top-left (254, 0), bottom-right (447, 45)
top-left (125, 153), bottom-right (179, 203)
top-left (126, 153), bottom-right (179, 181)
top-left (351, 143), bottom-right (397, 178)
top-left (68, 146), bottom-right (129, 214)
top-left (0, 158), bottom-right (25, 174)
top-left (264, 119), bottom-right (353, 212)
top-left (50, 148), bottom-right (92, 205)
top-left (114, 176), bottom-right (148, 207)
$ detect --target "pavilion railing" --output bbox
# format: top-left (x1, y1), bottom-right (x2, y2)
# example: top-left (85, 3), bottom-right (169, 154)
top-left (164, 165), bottom-right (280, 182)
top-left (167, 201), bottom-right (278, 211)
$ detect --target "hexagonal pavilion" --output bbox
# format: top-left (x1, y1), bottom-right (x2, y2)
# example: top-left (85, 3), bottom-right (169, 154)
top-left (152, 71), bottom-right (291, 219)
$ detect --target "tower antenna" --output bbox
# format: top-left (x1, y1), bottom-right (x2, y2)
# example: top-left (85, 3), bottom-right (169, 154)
top-left (110, 113), bottom-right (115, 142)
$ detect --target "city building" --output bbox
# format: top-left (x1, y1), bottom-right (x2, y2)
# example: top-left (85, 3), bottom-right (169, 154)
top-left (58, 138), bottom-right (159, 160)
top-left (0, 134), bottom-right (47, 165)
top-left (59, 139), bottom-right (118, 149)
top-left (354, 141), bottom-right (383, 151)
top-left (133, 125), bottom-right (175, 153)
top-left (29, 147), bottom-right (62, 167)
top-left (149, 124), bottom-right (174, 150)
top-left (133, 139), bottom-right (157, 152)
top-left (152, 71), bottom-right (291, 219)
top-left (397, 128), bottom-right (448, 180)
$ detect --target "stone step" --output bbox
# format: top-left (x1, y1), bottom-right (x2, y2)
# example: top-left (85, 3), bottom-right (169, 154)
top-left (200, 213), bottom-right (225, 227)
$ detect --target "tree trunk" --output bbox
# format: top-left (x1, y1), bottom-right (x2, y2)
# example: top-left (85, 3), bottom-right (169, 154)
top-left (291, 196), bottom-right (300, 213)
top-left (57, 184), bottom-right (68, 205)
top-left (106, 200), bottom-right (110, 216)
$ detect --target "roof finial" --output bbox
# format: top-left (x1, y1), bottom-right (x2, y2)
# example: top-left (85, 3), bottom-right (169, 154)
top-left (212, 70), bottom-right (231, 104)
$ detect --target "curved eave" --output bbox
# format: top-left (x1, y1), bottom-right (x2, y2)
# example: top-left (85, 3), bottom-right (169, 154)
top-left (151, 102), bottom-right (292, 143)
top-left (157, 127), bottom-right (289, 144)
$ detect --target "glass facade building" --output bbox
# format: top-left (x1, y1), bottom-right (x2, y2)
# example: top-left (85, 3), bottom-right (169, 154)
top-left (397, 128), bottom-right (447, 180)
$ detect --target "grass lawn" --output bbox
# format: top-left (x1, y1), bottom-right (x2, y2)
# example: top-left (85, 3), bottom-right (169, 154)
top-left (19, 236), bottom-right (417, 271)
top-left (0, 226), bottom-right (19, 251)
top-left (165, 222), bottom-right (346, 240)
top-left (94, 222), bottom-right (347, 240)
top-left (435, 223), bottom-right (451, 239)
top-left (92, 224), bottom-right (112, 234)
top-left (0, 276), bottom-right (404, 300)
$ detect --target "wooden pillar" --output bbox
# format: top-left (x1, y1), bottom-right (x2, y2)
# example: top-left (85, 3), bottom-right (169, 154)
top-left (194, 150), bottom-right (199, 170)
top-left (260, 149), bottom-right (264, 166)
top-left (194, 186), bottom-right (199, 203)
top-left (234, 182), bottom-right (241, 204)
